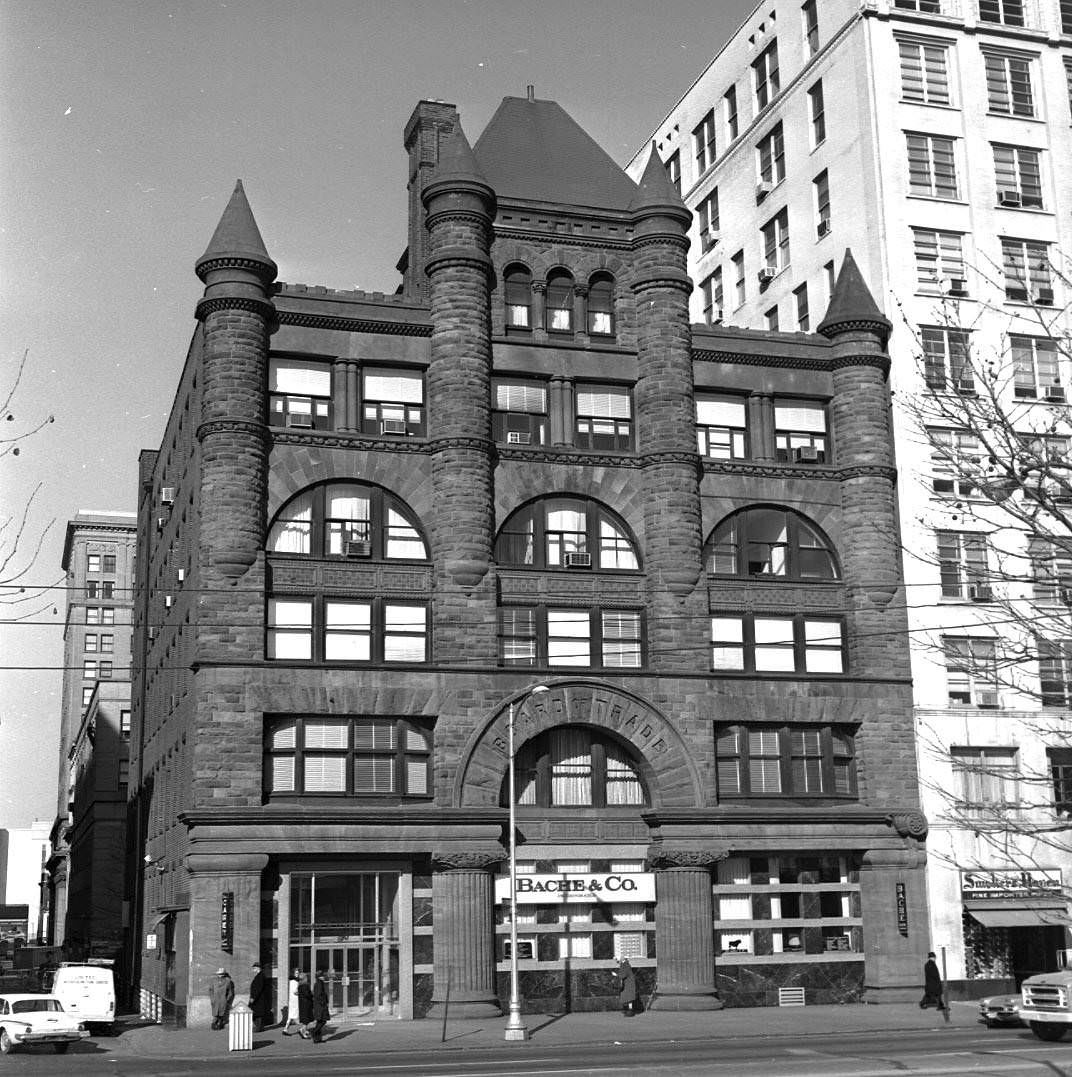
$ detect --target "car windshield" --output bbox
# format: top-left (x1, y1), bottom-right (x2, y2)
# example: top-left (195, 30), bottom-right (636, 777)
top-left (12, 999), bottom-right (63, 1013)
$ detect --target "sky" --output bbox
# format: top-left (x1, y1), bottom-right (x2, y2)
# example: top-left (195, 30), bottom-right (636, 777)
top-left (0, 0), bottom-right (752, 830)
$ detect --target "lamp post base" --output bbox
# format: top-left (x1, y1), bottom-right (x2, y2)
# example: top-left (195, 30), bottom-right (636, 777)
top-left (504, 1023), bottom-right (529, 1042)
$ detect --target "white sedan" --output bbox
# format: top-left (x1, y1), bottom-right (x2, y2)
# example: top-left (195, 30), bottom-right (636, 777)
top-left (0, 994), bottom-right (89, 1054)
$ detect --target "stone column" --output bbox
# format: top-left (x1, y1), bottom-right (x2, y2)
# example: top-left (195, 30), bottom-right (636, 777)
top-left (428, 848), bottom-right (504, 1019)
top-left (573, 283), bottom-right (589, 345)
top-left (185, 853), bottom-right (268, 1028)
top-left (550, 376), bottom-right (573, 448)
top-left (749, 392), bottom-right (774, 461)
top-left (649, 847), bottom-right (725, 1010)
top-left (531, 281), bottom-right (547, 336)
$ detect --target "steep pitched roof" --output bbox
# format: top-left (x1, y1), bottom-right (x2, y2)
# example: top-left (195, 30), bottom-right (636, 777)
top-left (816, 249), bottom-right (891, 340)
top-left (472, 96), bottom-right (639, 212)
top-left (196, 180), bottom-right (276, 276)
top-left (435, 122), bottom-right (490, 188)
top-left (629, 143), bottom-right (687, 213)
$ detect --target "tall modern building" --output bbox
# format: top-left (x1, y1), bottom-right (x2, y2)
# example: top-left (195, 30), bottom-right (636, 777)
top-left (128, 90), bottom-right (929, 1027)
top-left (47, 511), bottom-right (136, 953)
top-left (629, 0), bottom-right (1072, 996)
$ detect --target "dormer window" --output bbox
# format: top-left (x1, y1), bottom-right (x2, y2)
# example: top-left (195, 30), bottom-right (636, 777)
top-left (504, 265), bottom-right (533, 330)
top-left (546, 270), bottom-right (574, 333)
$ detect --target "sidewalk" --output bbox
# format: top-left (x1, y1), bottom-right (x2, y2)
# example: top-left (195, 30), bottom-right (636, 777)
top-left (105, 1001), bottom-right (982, 1060)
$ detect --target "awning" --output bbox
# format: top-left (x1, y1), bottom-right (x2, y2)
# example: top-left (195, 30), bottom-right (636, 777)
top-left (966, 903), bottom-right (1070, 929)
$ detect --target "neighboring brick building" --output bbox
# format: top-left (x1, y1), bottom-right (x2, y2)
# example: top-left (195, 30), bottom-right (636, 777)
top-left (128, 91), bottom-right (930, 1027)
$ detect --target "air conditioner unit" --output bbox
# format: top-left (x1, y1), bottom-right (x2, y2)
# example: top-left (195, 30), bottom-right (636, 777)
top-left (967, 583), bottom-right (992, 602)
top-left (713, 306), bottom-right (724, 324)
top-left (147, 627), bottom-right (158, 641)
top-left (164, 595), bottom-right (173, 608)
top-left (975, 690), bottom-right (1000, 708)
top-left (817, 217), bottom-right (831, 237)
top-left (156, 516), bottom-right (166, 532)
top-left (1046, 386), bottom-right (1066, 403)
top-left (160, 487), bottom-right (175, 505)
top-left (286, 413), bottom-right (313, 429)
top-left (1035, 288), bottom-right (1055, 306)
top-left (758, 266), bottom-right (777, 284)
top-left (998, 189), bottom-right (1022, 207)
top-left (564, 552), bottom-right (592, 569)
top-left (506, 431), bottom-right (531, 445)
top-left (793, 445), bottom-right (821, 463)
top-left (344, 540), bottom-right (371, 558)
top-left (755, 181), bottom-right (772, 202)
top-left (703, 229), bottom-right (721, 247)
top-left (946, 277), bottom-right (968, 297)
top-left (381, 419), bottom-right (408, 435)
top-left (177, 568), bottom-right (185, 583)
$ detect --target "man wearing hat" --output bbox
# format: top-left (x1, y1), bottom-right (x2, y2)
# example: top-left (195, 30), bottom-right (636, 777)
top-left (208, 967), bottom-right (234, 1030)
top-left (248, 962), bottom-right (271, 1032)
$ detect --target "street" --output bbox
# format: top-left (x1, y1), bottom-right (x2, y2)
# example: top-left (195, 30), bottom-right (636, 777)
top-left (3, 1024), bottom-right (1072, 1076)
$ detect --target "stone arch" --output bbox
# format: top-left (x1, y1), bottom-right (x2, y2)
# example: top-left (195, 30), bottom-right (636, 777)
top-left (703, 502), bottom-right (841, 579)
top-left (454, 679), bottom-right (703, 808)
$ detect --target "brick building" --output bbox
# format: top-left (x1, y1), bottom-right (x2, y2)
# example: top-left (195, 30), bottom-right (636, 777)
top-left (129, 92), bottom-right (931, 1026)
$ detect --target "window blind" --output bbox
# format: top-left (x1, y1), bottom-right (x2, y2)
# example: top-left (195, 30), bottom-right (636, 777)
top-left (576, 387), bottom-right (631, 418)
top-left (271, 359), bottom-right (331, 396)
top-left (364, 369), bottom-right (424, 403)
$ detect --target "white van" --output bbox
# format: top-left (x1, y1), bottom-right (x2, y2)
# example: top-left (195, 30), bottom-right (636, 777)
top-left (49, 962), bottom-right (115, 1029)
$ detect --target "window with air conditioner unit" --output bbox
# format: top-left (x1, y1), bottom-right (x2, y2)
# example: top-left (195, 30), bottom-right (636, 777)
top-left (967, 583), bottom-right (992, 602)
top-left (1046, 386), bottom-right (1066, 403)
top-left (755, 181), bottom-right (772, 202)
top-left (270, 357), bottom-right (332, 430)
top-left (506, 431), bottom-right (531, 445)
top-left (564, 552), bottom-right (592, 569)
top-left (380, 419), bottom-right (408, 435)
top-left (946, 277), bottom-right (967, 296)
top-left (817, 217), bottom-right (831, 238)
top-left (160, 487), bottom-right (175, 505)
top-left (287, 412), bottom-right (314, 428)
top-left (999, 189), bottom-right (1021, 207)
top-left (493, 379), bottom-right (548, 446)
top-left (1035, 288), bottom-right (1054, 306)
top-left (362, 367), bottom-right (425, 437)
top-left (758, 266), bottom-right (777, 283)
top-left (344, 540), bottom-right (371, 558)
top-left (793, 446), bottom-right (821, 463)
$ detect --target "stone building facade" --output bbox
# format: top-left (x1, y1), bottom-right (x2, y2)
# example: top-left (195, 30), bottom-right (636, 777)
top-left (129, 93), bottom-right (931, 1026)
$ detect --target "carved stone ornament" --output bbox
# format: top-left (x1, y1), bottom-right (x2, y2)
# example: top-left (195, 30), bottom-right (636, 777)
top-left (647, 846), bottom-right (730, 870)
top-left (889, 811), bottom-right (929, 840)
top-left (432, 847), bottom-right (505, 871)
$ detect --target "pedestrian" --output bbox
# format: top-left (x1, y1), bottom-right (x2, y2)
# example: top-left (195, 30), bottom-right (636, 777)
top-left (297, 972), bottom-right (314, 1039)
top-left (208, 967), bottom-right (235, 1030)
top-left (613, 958), bottom-right (639, 1016)
top-left (308, 970), bottom-right (330, 1042)
top-left (920, 951), bottom-right (945, 1010)
top-left (282, 967), bottom-right (302, 1035)
top-left (248, 961), bottom-right (271, 1032)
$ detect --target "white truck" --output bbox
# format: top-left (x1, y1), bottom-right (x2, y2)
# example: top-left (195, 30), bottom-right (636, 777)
top-left (1020, 970), bottom-right (1072, 1041)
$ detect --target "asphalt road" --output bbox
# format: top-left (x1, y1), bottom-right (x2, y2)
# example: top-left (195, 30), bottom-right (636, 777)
top-left (4, 1024), bottom-right (1072, 1076)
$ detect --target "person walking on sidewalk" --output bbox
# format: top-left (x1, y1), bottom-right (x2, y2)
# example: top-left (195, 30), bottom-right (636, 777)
top-left (613, 959), bottom-right (639, 1016)
top-left (282, 968), bottom-right (302, 1035)
top-left (296, 972), bottom-right (314, 1039)
top-left (309, 970), bottom-right (330, 1042)
top-left (248, 962), bottom-right (271, 1032)
top-left (920, 952), bottom-right (946, 1010)
top-left (209, 968), bottom-right (234, 1030)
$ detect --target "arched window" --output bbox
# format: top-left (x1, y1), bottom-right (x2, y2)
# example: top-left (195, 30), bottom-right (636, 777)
top-left (268, 482), bottom-right (428, 561)
top-left (503, 264), bottom-right (533, 330)
top-left (587, 274), bottom-right (615, 337)
top-left (495, 497), bottom-right (639, 570)
top-left (706, 507), bottom-right (839, 579)
top-left (546, 269), bottom-right (575, 333)
top-left (506, 726), bottom-right (648, 807)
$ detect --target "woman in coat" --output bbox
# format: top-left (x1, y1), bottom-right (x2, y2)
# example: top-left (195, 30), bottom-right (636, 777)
top-left (296, 972), bottom-right (314, 1038)
top-left (613, 959), bottom-right (639, 1016)
top-left (309, 971), bottom-right (330, 1042)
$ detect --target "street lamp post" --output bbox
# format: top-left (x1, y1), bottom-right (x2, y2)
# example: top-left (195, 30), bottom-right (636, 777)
top-left (505, 684), bottom-right (547, 1042)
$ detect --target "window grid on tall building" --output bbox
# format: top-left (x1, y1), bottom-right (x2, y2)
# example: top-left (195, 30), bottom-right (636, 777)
top-left (808, 81), bottom-right (825, 146)
top-left (698, 189), bottom-right (720, 250)
top-left (665, 151), bottom-right (681, 194)
top-left (1030, 537), bottom-right (1072, 603)
top-left (802, 0), bottom-right (819, 55)
top-left (1011, 335), bottom-right (1060, 398)
top-left (922, 326), bottom-right (973, 391)
top-left (898, 38), bottom-right (951, 105)
top-left (907, 133), bottom-right (958, 199)
top-left (794, 284), bottom-right (810, 332)
top-left (993, 144), bottom-right (1043, 208)
top-left (944, 638), bottom-right (1000, 706)
top-left (693, 109), bottom-right (716, 174)
top-left (1000, 238), bottom-right (1052, 302)
top-left (724, 84), bottom-right (739, 140)
top-left (929, 428), bottom-right (981, 497)
top-left (978, 0), bottom-right (1025, 27)
top-left (937, 531), bottom-right (990, 600)
top-left (1039, 641), bottom-right (1072, 707)
top-left (757, 123), bottom-right (786, 186)
top-left (761, 209), bottom-right (790, 273)
top-left (951, 746), bottom-right (1019, 811)
top-left (814, 170), bottom-right (831, 237)
top-left (912, 229), bottom-right (965, 293)
top-left (732, 250), bottom-right (746, 307)
top-left (696, 394), bottom-right (747, 459)
top-left (753, 41), bottom-right (780, 110)
top-left (701, 268), bottom-right (723, 324)
top-left (984, 52), bottom-right (1034, 117)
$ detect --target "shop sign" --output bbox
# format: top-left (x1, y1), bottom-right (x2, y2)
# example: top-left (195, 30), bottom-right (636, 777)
top-left (495, 872), bottom-right (656, 905)
top-left (220, 891), bottom-right (234, 953)
top-left (895, 882), bottom-right (908, 936)
top-left (961, 869), bottom-right (1062, 899)
top-left (145, 933), bottom-right (158, 950)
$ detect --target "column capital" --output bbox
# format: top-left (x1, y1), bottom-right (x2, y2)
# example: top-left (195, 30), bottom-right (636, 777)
top-left (432, 846), bottom-right (505, 871)
top-left (888, 810), bottom-right (929, 840)
top-left (647, 845), bottom-right (729, 870)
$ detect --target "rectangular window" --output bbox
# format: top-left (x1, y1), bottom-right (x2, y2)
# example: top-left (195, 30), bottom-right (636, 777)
top-left (701, 267), bottom-right (724, 324)
top-left (732, 250), bottom-right (746, 307)
top-left (101, 582), bottom-right (114, 599)
top-left (82, 687), bottom-right (93, 706)
top-left (102, 608), bottom-right (114, 626)
top-left (724, 85), bottom-right (739, 141)
top-left (120, 709), bottom-right (131, 738)
top-left (1066, 59), bottom-right (1072, 117)
top-left (696, 394), bottom-right (748, 459)
top-left (945, 637), bottom-right (1000, 705)
top-left (921, 326), bottom-right (972, 391)
top-left (1040, 641), bottom-right (1072, 707)
top-left (907, 133), bottom-right (958, 199)
top-left (814, 171), bottom-right (830, 238)
top-left (984, 52), bottom-right (1035, 117)
top-left (802, 0), bottom-right (819, 55)
top-left (993, 145), bottom-right (1043, 209)
top-left (665, 151), bottom-right (681, 194)
top-left (362, 367), bottom-right (425, 437)
top-left (808, 81), bottom-right (825, 146)
top-left (697, 189), bottom-right (720, 250)
top-left (761, 209), bottom-right (790, 273)
top-left (118, 759), bottom-right (129, 791)
top-left (937, 531), bottom-right (990, 600)
top-left (87, 607), bottom-right (100, 625)
top-left (693, 110), bottom-right (716, 173)
top-left (83, 659), bottom-right (97, 679)
top-left (912, 229), bottom-right (965, 293)
top-left (99, 661), bottom-right (112, 679)
top-left (1029, 537), bottom-right (1072, 603)
top-left (102, 554), bottom-right (116, 573)
top-left (716, 724), bottom-right (856, 798)
top-left (711, 615), bottom-right (844, 674)
top-left (575, 384), bottom-right (633, 451)
top-left (1011, 335), bottom-right (1060, 398)
top-left (824, 260), bottom-right (836, 304)
top-left (500, 606), bottom-right (644, 669)
top-left (1062, 0), bottom-right (1072, 33)
top-left (85, 633), bottom-right (98, 653)
top-left (269, 357), bottom-right (333, 430)
top-left (757, 123), bottom-right (786, 186)
top-left (794, 284), bottom-right (810, 331)
top-left (753, 41), bottom-right (780, 110)
top-left (898, 38), bottom-right (951, 105)
top-left (493, 379), bottom-right (549, 446)
top-left (895, 1), bottom-right (942, 10)
top-left (929, 428), bottom-right (981, 496)
top-left (269, 597), bottom-right (427, 663)
top-left (952, 746), bottom-right (1018, 812)
top-left (602, 610), bottom-right (642, 668)
top-left (88, 554), bottom-right (100, 573)
top-left (775, 399), bottom-right (827, 462)
top-left (268, 598), bottom-right (314, 660)
top-left (1049, 747), bottom-right (1072, 812)
top-left (978, 0), bottom-right (1025, 27)
top-left (325, 600), bottom-right (372, 661)
top-left (765, 306), bottom-right (780, 331)
top-left (1001, 238), bottom-right (1052, 303)
top-left (265, 716), bottom-right (432, 798)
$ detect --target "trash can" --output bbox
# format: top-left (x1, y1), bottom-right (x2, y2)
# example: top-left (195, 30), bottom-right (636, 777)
top-left (228, 1000), bottom-right (253, 1051)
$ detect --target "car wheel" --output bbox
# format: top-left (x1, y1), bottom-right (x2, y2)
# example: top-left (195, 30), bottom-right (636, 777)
top-left (0, 1028), bottom-right (14, 1054)
top-left (53, 1042), bottom-right (70, 1054)
top-left (1030, 1022), bottom-right (1067, 1042)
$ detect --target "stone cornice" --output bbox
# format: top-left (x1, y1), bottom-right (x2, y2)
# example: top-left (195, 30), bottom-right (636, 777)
top-left (181, 807), bottom-right (507, 828)
top-left (640, 450), bottom-right (703, 470)
top-left (643, 807), bottom-right (921, 832)
top-left (425, 247), bottom-right (494, 278)
top-left (647, 846), bottom-right (730, 870)
top-left (818, 318), bottom-right (892, 343)
top-left (492, 230), bottom-right (632, 253)
top-left (829, 352), bottom-right (891, 376)
top-left (701, 459), bottom-right (896, 484)
top-left (271, 429), bottom-right (431, 452)
top-left (195, 255), bottom-right (276, 280)
top-left (274, 309), bottom-right (433, 337)
top-left (195, 296), bottom-right (276, 322)
top-left (195, 418), bottom-right (270, 443)
top-left (432, 847), bottom-right (506, 871)
top-left (692, 349), bottom-right (830, 371)
top-left (497, 447), bottom-right (641, 468)
top-left (427, 435), bottom-right (493, 454)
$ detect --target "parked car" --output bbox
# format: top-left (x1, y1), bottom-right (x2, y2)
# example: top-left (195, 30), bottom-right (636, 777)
top-left (979, 993), bottom-right (1023, 1028)
top-left (0, 994), bottom-right (89, 1054)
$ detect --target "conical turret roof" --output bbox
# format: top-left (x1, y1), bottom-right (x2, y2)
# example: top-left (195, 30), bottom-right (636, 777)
top-left (434, 122), bottom-right (490, 188)
top-left (817, 249), bottom-right (890, 340)
top-left (628, 144), bottom-right (688, 214)
top-left (196, 180), bottom-right (276, 280)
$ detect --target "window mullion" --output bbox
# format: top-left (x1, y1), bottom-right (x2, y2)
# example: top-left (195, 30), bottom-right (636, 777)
top-left (591, 739), bottom-right (608, 809)
top-left (778, 726), bottom-right (793, 795)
